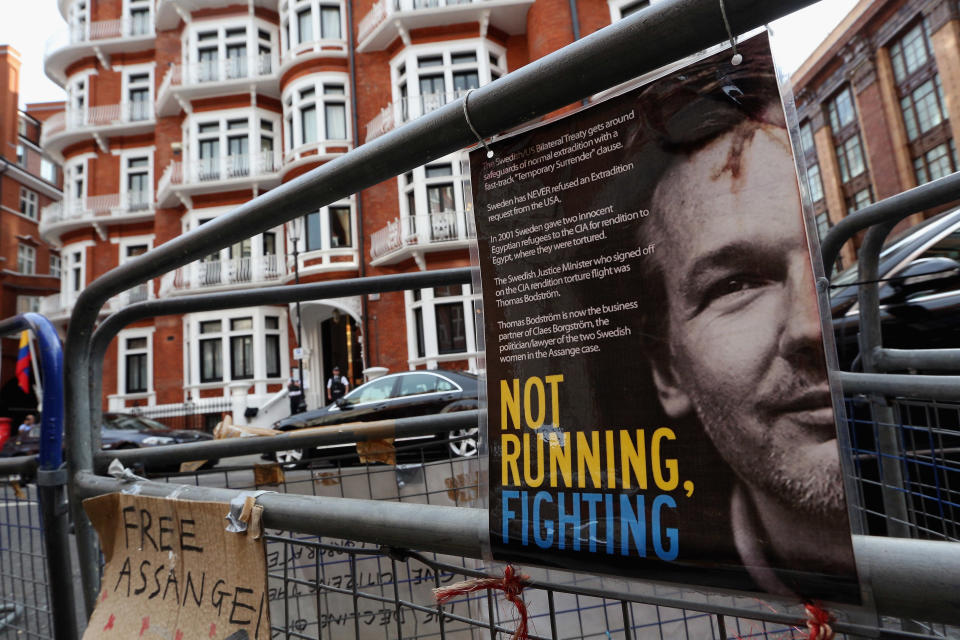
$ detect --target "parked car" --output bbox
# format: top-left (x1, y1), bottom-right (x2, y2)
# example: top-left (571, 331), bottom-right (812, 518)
top-left (830, 207), bottom-right (960, 370)
top-left (0, 412), bottom-right (215, 473)
top-left (271, 369), bottom-right (480, 464)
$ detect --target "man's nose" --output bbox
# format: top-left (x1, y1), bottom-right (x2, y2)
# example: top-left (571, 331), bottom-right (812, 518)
top-left (780, 258), bottom-right (824, 356)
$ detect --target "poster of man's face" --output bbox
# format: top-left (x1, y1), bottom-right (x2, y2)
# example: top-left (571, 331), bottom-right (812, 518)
top-left (471, 33), bottom-right (860, 603)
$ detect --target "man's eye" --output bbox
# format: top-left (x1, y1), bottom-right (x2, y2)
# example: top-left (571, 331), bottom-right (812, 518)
top-left (700, 275), bottom-right (767, 307)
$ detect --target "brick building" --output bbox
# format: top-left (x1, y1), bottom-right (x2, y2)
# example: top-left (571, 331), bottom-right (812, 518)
top-left (0, 45), bottom-right (63, 418)
top-left (40, 0), bottom-right (650, 426)
top-left (791, 0), bottom-right (960, 267)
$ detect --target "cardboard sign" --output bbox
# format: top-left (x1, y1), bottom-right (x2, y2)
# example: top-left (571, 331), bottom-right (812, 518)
top-left (470, 34), bottom-right (860, 603)
top-left (83, 493), bottom-right (270, 640)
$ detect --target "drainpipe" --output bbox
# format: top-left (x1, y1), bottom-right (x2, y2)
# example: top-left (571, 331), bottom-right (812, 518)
top-left (346, 0), bottom-right (371, 374)
top-left (569, 0), bottom-right (581, 41)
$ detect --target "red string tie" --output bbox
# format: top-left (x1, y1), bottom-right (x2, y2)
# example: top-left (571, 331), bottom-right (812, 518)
top-left (434, 565), bottom-right (530, 640)
top-left (804, 602), bottom-right (835, 640)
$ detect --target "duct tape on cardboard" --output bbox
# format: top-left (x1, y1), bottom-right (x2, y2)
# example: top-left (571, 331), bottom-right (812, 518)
top-left (82, 493), bottom-right (270, 640)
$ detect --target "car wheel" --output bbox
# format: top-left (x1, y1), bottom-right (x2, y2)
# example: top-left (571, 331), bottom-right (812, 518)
top-left (275, 448), bottom-right (303, 465)
top-left (448, 427), bottom-right (479, 458)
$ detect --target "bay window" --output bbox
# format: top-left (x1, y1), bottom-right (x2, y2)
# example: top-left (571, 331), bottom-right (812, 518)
top-left (406, 285), bottom-right (479, 365)
top-left (283, 76), bottom-right (350, 152)
top-left (281, 0), bottom-right (345, 54)
top-left (189, 310), bottom-right (288, 386)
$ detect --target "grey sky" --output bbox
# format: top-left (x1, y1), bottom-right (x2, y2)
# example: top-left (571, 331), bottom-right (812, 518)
top-left (0, 0), bottom-right (857, 107)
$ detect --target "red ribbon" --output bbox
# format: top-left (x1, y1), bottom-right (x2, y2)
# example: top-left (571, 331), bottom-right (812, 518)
top-left (434, 565), bottom-right (530, 640)
top-left (804, 602), bottom-right (835, 640)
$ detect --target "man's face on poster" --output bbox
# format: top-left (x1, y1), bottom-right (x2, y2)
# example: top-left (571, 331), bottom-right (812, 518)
top-left (648, 122), bottom-right (845, 517)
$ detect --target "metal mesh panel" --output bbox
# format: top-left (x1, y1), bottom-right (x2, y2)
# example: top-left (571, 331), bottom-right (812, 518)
top-left (0, 480), bottom-right (54, 639)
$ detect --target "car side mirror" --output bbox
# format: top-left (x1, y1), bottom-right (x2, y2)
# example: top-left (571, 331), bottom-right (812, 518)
top-left (335, 397), bottom-right (349, 408)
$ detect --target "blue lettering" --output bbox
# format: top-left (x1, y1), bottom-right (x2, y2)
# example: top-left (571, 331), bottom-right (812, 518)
top-left (557, 492), bottom-right (581, 551)
top-left (520, 491), bottom-right (529, 546)
top-left (652, 494), bottom-right (678, 561)
top-left (582, 493), bottom-right (602, 552)
top-left (533, 492), bottom-right (554, 549)
top-left (502, 490), bottom-right (519, 544)
top-left (620, 494), bottom-right (646, 557)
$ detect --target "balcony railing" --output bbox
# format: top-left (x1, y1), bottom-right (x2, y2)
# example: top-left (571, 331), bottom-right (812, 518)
top-left (159, 53), bottom-right (274, 92)
top-left (358, 0), bottom-right (477, 43)
top-left (41, 192), bottom-right (152, 225)
top-left (170, 254), bottom-right (285, 291)
top-left (108, 282), bottom-right (151, 309)
top-left (365, 90), bottom-right (470, 142)
top-left (45, 17), bottom-right (154, 54)
top-left (370, 210), bottom-right (476, 260)
top-left (160, 151), bottom-right (279, 189)
top-left (42, 103), bottom-right (154, 140)
top-left (281, 39), bottom-right (349, 65)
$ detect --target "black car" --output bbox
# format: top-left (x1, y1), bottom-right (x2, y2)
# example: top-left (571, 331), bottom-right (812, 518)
top-left (830, 208), bottom-right (960, 370)
top-left (272, 369), bottom-right (480, 464)
top-left (1, 413), bottom-right (215, 472)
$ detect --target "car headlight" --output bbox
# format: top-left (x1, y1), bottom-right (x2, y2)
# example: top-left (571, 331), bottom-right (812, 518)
top-left (141, 436), bottom-right (175, 446)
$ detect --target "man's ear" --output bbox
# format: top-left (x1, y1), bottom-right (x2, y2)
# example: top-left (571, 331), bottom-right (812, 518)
top-left (650, 356), bottom-right (692, 419)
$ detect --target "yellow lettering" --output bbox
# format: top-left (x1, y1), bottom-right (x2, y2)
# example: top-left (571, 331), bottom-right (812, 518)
top-left (576, 431), bottom-right (601, 489)
top-left (522, 433), bottom-right (545, 487)
top-left (523, 377), bottom-right (546, 428)
top-left (652, 427), bottom-right (678, 490)
top-left (605, 430), bottom-right (615, 489)
top-left (620, 429), bottom-right (647, 489)
top-left (545, 374), bottom-right (564, 427)
top-left (548, 432), bottom-right (571, 488)
top-left (501, 379), bottom-right (520, 430)
top-left (501, 434), bottom-right (521, 485)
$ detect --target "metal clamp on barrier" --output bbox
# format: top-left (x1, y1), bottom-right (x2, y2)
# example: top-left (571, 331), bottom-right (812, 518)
top-left (35, 465), bottom-right (68, 487)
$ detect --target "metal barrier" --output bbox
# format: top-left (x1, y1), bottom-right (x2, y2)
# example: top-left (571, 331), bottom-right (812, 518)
top-left (44, 0), bottom-right (960, 636)
top-left (0, 313), bottom-right (78, 640)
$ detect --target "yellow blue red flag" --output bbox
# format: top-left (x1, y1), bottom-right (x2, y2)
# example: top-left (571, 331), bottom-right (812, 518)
top-left (15, 331), bottom-right (30, 393)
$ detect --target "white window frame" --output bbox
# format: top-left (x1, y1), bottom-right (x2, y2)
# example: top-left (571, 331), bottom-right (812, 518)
top-left (117, 328), bottom-right (154, 397)
top-left (19, 187), bottom-right (38, 220)
top-left (62, 243), bottom-right (91, 306)
top-left (186, 109), bottom-right (282, 182)
top-left (69, 0), bottom-right (90, 41)
top-left (399, 155), bottom-right (468, 229)
top-left (49, 253), bottom-right (61, 278)
top-left (184, 17), bottom-right (278, 83)
top-left (294, 198), bottom-right (356, 255)
top-left (64, 156), bottom-right (90, 212)
top-left (282, 73), bottom-right (351, 154)
top-left (186, 308), bottom-right (290, 391)
top-left (181, 207), bottom-right (285, 283)
top-left (405, 284), bottom-right (479, 369)
top-left (281, 0), bottom-right (345, 54)
top-left (607, 0), bottom-right (657, 21)
top-left (121, 65), bottom-right (154, 121)
top-left (123, 0), bottom-right (154, 37)
top-left (390, 40), bottom-right (506, 123)
top-left (17, 244), bottom-right (36, 275)
top-left (16, 295), bottom-right (42, 314)
top-left (117, 147), bottom-right (154, 210)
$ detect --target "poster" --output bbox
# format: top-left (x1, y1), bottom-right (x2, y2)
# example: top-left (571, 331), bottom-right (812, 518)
top-left (83, 494), bottom-right (271, 639)
top-left (470, 34), bottom-right (860, 603)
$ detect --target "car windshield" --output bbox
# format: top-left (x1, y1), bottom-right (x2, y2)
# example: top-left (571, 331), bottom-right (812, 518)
top-left (105, 415), bottom-right (171, 432)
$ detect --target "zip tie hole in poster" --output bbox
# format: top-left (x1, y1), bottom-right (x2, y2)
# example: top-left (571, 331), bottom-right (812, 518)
top-left (463, 89), bottom-right (495, 158)
top-left (718, 0), bottom-right (742, 65)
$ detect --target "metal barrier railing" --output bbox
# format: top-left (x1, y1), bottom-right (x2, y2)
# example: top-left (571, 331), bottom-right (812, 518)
top-left (0, 313), bottom-right (77, 640)
top-left (50, 0), bottom-right (960, 636)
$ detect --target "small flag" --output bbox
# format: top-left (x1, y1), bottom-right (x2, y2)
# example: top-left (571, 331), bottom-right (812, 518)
top-left (15, 331), bottom-right (30, 393)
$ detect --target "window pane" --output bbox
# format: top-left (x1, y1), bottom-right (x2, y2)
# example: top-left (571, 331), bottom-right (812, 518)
top-left (324, 102), bottom-right (346, 139)
top-left (807, 163), bottom-right (824, 202)
top-left (427, 184), bottom-right (454, 213)
top-left (320, 6), bottom-right (340, 38)
top-left (328, 206), bottom-right (351, 247)
top-left (200, 338), bottom-right (222, 382)
top-left (265, 334), bottom-right (280, 377)
top-left (301, 105), bottom-right (317, 144)
top-left (127, 337), bottom-right (148, 349)
top-left (230, 335), bottom-right (254, 379)
top-left (452, 70), bottom-right (479, 92)
top-left (126, 353), bottom-right (147, 393)
top-left (265, 316), bottom-right (279, 330)
top-left (799, 122), bottom-right (815, 155)
top-left (298, 8), bottom-right (313, 42)
top-left (413, 307), bottom-right (425, 358)
top-left (435, 303), bottom-right (466, 354)
top-left (305, 211), bottom-right (323, 251)
top-left (352, 377), bottom-right (395, 402)
top-left (231, 317), bottom-right (253, 331)
top-left (200, 320), bottom-right (221, 333)
top-left (913, 78), bottom-right (944, 134)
